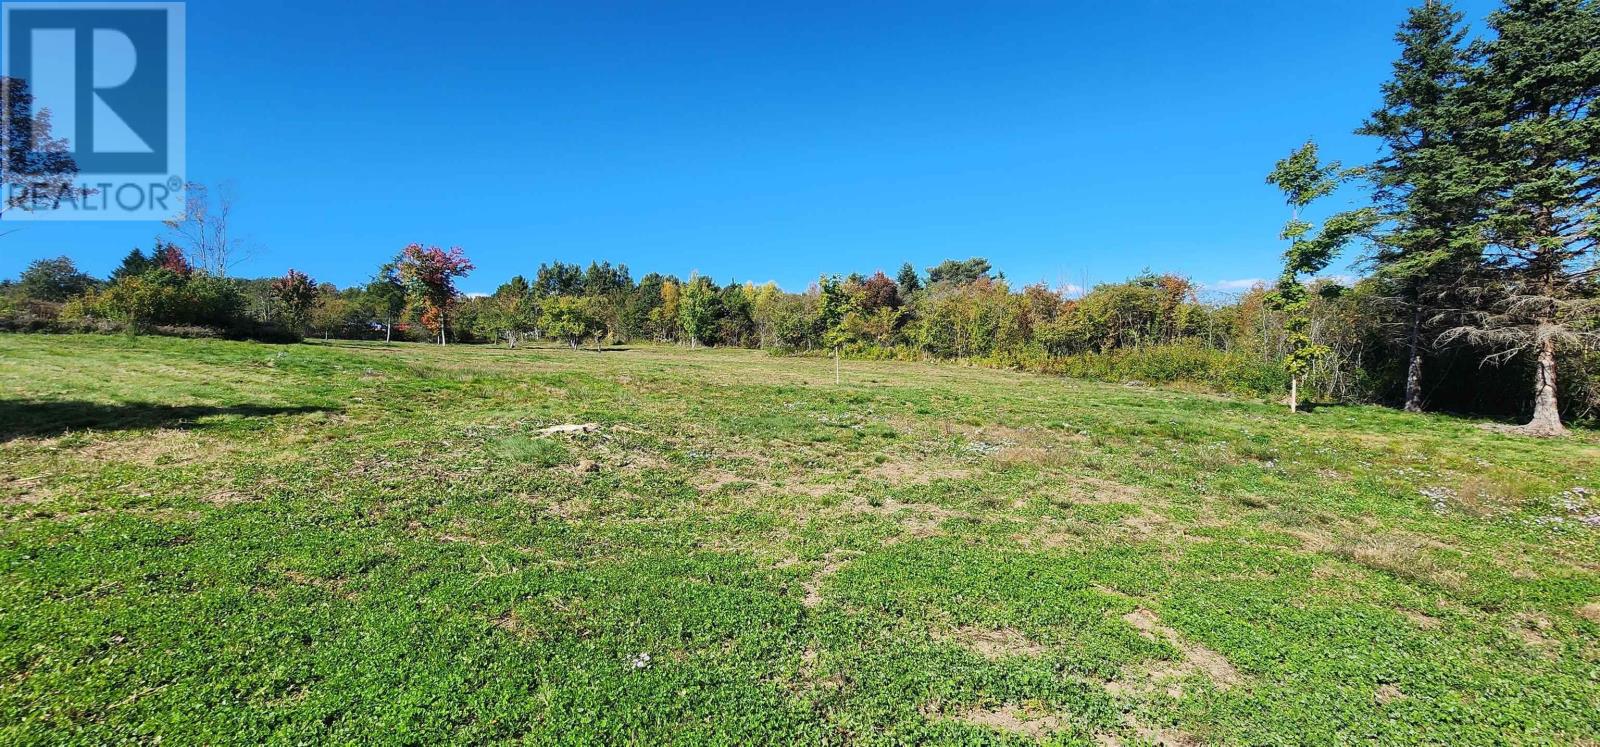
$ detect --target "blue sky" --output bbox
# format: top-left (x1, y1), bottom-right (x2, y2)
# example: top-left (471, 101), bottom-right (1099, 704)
top-left (1, 0), bottom-right (1500, 295)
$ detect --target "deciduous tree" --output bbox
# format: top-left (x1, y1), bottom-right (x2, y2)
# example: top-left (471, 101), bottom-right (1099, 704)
top-left (397, 244), bottom-right (474, 345)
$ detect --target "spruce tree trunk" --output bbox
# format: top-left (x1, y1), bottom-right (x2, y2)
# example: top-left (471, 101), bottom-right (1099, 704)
top-left (1523, 334), bottom-right (1566, 437)
top-left (1403, 308), bottom-right (1424, 413)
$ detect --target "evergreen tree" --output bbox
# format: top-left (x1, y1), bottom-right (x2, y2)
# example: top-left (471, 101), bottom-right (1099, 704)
top-left (110, 248), bottom-right (153, 281)
top-left (1266, 141), bottom-right (1378, 413)
top-left (1443, 0), bottom-right (1600, 436)
top-left (896, 262), bottom-right (922, 296)
top-left (17, 256), bottom-right (95, 301)
top-left (1358, 0), bottom-right (1483, 412)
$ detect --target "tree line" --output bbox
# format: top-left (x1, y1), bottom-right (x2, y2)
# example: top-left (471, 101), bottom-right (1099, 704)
top-left (0, 0), bottom-right (1595, 435)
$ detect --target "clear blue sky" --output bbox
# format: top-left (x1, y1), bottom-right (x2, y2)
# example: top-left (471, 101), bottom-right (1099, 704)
top-left (1, 0), bottom-right (1500, 295)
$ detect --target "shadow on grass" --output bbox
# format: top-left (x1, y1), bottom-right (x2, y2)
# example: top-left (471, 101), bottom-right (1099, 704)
top-left (0, 400), bottom-right (334, 442)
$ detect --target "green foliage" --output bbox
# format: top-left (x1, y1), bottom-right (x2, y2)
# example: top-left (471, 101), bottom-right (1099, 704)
top-left (15, 256), bottom-right (96, 301)
top-left (678, 274), bottom-right (719, 347)
top-left (816, 274), bottom-right (853, 350)
top-left (1267, 141), bottom-right (1378, 401)
top-left (926, 257), bottom-right (995, 286)
top-left (540, 295), bottom-right (604, 348)
top-left (87, 270), bottom-right (247, 333)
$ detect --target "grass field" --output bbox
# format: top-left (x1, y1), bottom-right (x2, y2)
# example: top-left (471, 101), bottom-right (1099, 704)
top-left (2, 334), bottom-right (1598, 745)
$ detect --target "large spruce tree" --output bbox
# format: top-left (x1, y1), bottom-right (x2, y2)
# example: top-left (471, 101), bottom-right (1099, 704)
top-left (1443, 0), bottom-right (1599, 436)
top-left (1358, 0), bottom-right (1484, 413)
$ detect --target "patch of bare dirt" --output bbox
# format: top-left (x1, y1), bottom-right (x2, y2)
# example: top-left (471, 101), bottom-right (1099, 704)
top-left (282, 569), bottom-right (354, 599)
top-left (69, 428), bottom-right (240, 467)
top-left (865, 459), bottom-right (972, 485)
top-left (202, 489), bottom-right (252, 506)
top-left (1403, 609), bottom-right (1442, 630)
top-left (1047, 475), bottom-right (1146, 505)
top-left (0, 474), bottom-right (53, 507)
top-left (1512, 614), bottom-right (1559, 655)
top-left (696, 469), bottom-right (747, 494)
top-left (492, 611), bottom-right (522, 634)
top-left (942, 704), bottom-right (1065, 739)
top-left (840, 495), bottom-right (968, 540)
top-left (1375, 684), bottom-right (1406, 704)
top-left (1327, 535), bottom-right (1467, 591)
top-left (1578, 602), bottom-right (1600, 624)
top-left (801, 550), bottom-right (852, 609)
top-left (1116, 608), bottom-right (1242, 694)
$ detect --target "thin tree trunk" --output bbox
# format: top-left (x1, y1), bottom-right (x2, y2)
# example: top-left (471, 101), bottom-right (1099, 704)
top-left (834, 348), bottom-right (840, 386)
top-left (1289, 376), bottom-right (1299, 414)
top-left (1522, 334), bottom-right (1566, 436)
top-left (385, 321), bottom-right (392, 343)
top-left (1403, 307), bottom-right (1424, 413)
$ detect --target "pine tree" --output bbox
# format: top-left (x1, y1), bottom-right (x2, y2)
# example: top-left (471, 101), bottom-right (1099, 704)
top-left (1442, 0), bottom-right (1600, 436)
top-left (110, 248), bottom-right (153, 281)
top-left (896, 262), bottom-right (922, 296)
top-left (1357, 0), bottom-right (1484, 413)
top-left (1266, 141), bottom-right (1378, 412)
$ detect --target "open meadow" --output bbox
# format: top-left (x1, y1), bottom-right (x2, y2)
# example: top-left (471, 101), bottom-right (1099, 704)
top-left (2, 334), bottom-right (1598, 745)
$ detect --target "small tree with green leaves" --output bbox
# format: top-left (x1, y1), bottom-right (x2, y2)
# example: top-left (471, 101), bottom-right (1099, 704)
top-left (540, 295), bottom-right (602, 349)
top-left (1266, 141), bottom-right (1376, 412)
top-left (678, 274), bottom-right (718, 348)
top-left (362, 260), bottom-right (407, 342)
top-left (816, 274), bottom-right (854, 384)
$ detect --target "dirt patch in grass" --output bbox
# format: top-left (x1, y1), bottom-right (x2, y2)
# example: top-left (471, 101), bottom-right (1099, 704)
top-left (1113, 608), bottom-right (1242, 695)
top-left (940, 625), bottom-right (1046, 659)
top-left (70, 428), bottom-right (243, 467)
top-left (1403, 609), bottom-right (1443, 630)
top-left (840, 495), bottom-right (969, 539)
top-left (865, 459), bottom-right (972, 485)
top-left (801, 550), bottom-right (852, 608)
top-left (281, 569), bottom-right (355, 600)
top-left (1578, 602), bottom-right (1600, 624)
top-left (696, 469), bottom-right (749, 494)
top-left (0, 474), bottom-right (54, 507)
top-left (1511, 613), bottom-right (1559, 655)
top-left (1049, 475), bottom-right (1147, 505)
top-left (1376, 684), bottom-right (1406, 704)
top-left (941, 703), bottom-right (1065, 739)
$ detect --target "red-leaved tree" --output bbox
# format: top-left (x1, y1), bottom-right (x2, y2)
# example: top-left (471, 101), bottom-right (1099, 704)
top-left (269, 269), bottom-right (318, 333)
top-left (396, 244), bottom-right (474, 344)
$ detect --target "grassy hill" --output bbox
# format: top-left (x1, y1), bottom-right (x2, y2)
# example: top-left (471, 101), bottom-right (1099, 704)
top-left (1, 334), bottom-right (1597, 745)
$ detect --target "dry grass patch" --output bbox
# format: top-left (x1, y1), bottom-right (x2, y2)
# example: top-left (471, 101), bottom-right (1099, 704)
top-left (1328, 536), bottom-right (1467, 591)
top-left (864, 459), bottom-right (972, 485)
top-left (939, 625), bottom-right (1047, 660)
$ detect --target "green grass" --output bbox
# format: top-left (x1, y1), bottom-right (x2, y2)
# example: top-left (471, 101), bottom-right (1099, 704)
top-left (1, 334), bottom-right (1597, 745)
